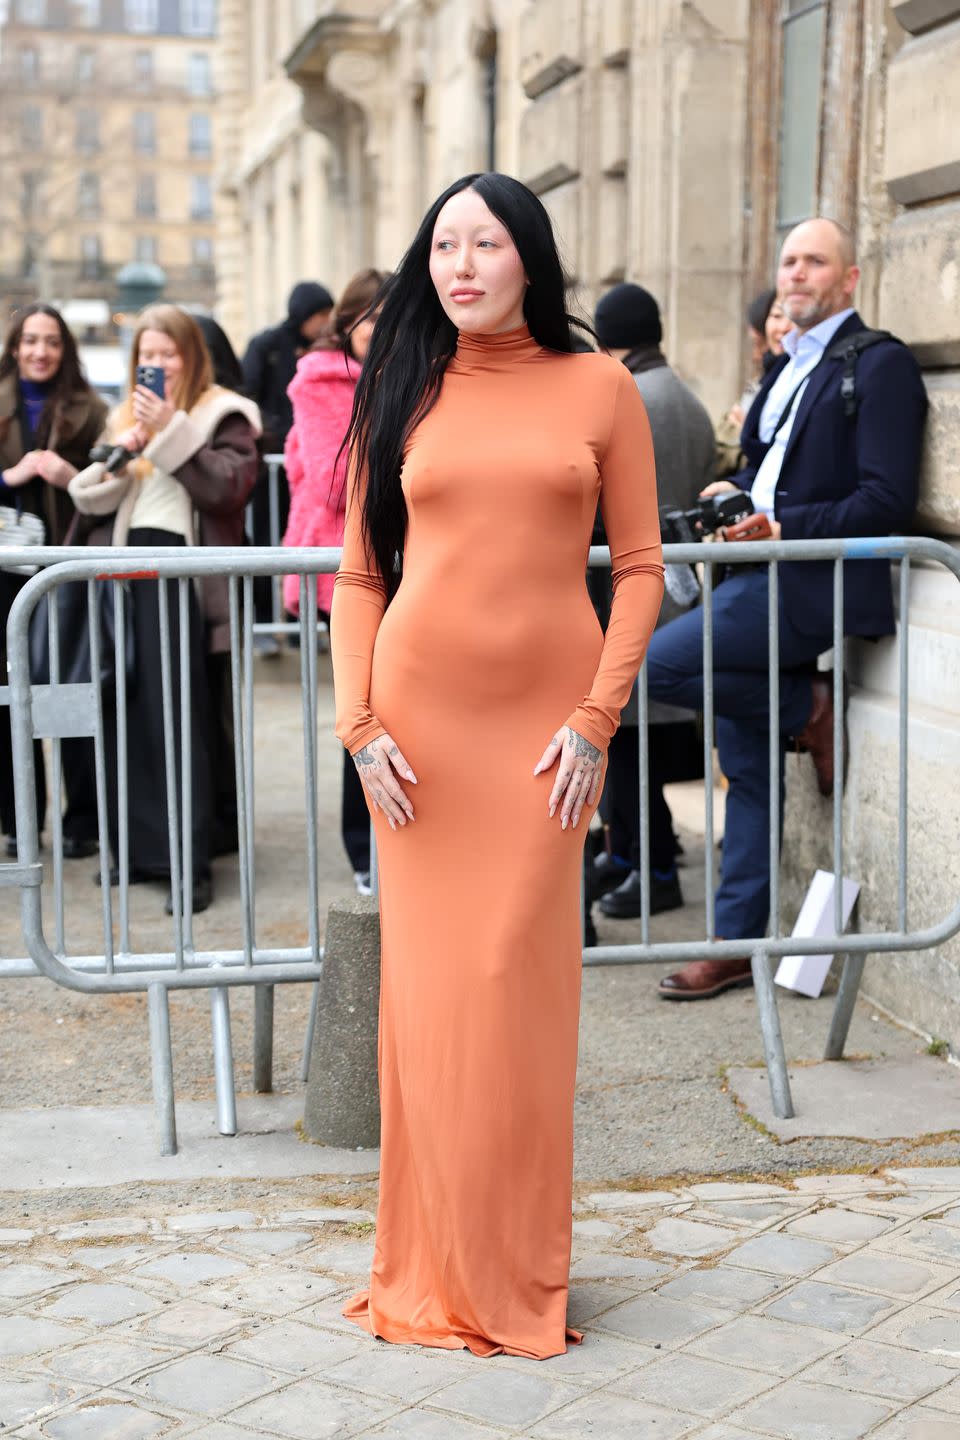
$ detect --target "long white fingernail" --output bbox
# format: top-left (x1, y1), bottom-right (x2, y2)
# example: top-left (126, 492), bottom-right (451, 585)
top-left (561, 816), bottom-right (568, 831)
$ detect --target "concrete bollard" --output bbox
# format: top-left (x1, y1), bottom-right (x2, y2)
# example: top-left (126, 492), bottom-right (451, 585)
top-left (303, 895), bottom-right (381, 1148)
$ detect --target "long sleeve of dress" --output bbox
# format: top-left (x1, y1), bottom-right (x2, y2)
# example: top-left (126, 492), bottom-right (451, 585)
top-left (330, 462), bottom-right (388, 755)
top-left (563, 366), bottom-right (664, 751)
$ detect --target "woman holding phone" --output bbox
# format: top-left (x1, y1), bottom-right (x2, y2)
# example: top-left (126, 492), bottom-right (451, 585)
top-left (69, 305), bottom-right (261, 911)
top-left (0, 303), bottom-right (107, 858)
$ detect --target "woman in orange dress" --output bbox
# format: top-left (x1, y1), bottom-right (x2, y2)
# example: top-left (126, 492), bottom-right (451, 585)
top-left (330, 172), bottom-right (664, 1360)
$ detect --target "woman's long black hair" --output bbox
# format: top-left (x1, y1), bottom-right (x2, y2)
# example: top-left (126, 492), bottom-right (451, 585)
top-left (346, 172), bottom-right (590, 601)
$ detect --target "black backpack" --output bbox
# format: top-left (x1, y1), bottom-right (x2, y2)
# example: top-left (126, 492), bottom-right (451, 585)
top-left (826, 329), bottom-right (904, 418)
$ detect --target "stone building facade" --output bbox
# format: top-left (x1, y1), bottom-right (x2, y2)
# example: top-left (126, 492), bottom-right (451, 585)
top-left (217, 0), bottom-right (960, 1044)
top-left (0, 0), bottom-right (218, 331)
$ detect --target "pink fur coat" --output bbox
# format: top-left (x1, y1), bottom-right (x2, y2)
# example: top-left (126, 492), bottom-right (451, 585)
top-left (282, 349), bottom-right (360, 615)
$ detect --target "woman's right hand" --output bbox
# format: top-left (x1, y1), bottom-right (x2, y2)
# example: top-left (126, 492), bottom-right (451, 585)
top-left (352, 734), bottom-right (417, 831)
top-left (113, 423), bottom-right (149, 454)
top-left (2, 451), bottom-right (43, 488)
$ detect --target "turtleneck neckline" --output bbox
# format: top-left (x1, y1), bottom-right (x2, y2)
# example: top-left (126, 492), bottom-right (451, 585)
top-left (453, 323), bottom-right (542, 371)
top-left (20, 377), bottom-right (53, 397)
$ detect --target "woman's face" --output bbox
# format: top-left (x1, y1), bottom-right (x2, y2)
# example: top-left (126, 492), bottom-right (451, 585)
top-left (350, 307), bottom-right (379, 363)
top-left (14, 312), bottom-right (64, 383)
top-left (765, 300), bottom-right (792, 356)
top-left (429, 188), bottom-right (528, 335)
top-left (137, 329), bottom-right (183, 397)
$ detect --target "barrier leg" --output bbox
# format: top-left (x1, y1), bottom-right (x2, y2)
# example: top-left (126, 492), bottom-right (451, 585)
top-left (148, 983), bottom-right (177, 1157)
top-left (300, 981), bottom-right (320, 1083)
top-left (824, 952), bottom-right (867, 1061)
top-left (752, 948), bottom-right (795, 1120)
top-left (253, 984), bottom-right (274, 1092)
top-left (210, 986), bottom-right (237, 1136)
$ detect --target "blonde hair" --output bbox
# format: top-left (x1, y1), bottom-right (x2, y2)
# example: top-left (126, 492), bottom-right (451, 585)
top-left (114, 303), bottom-right (214, 433)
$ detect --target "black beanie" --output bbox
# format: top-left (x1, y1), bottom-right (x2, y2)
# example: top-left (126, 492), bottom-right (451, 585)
top-left (287, 281), bottom-right (334, 327)
top-left (594, 283), bottom-right (662, 350)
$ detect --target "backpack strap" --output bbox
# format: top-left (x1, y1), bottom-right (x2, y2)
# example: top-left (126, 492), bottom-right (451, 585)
top-left (826, 328), bottom-right (900, 418)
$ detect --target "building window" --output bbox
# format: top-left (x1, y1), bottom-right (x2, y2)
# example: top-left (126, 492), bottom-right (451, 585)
top-left (78, 172), bottom-right (100, 218)
top-left (75, 47), bottom-right (96, 84)
top-left (126, 0), bottom-right (158, 32)
top-left (189, 112), bottom-right (212, 157)
top-left (190, 174), bottom-right (213, 219)
top-left (135, 235), bottom-right (158, 263)
top-left (80, 234), bottom-right (102, 281)
top-left (73, 0), bottom-right (100, 25)
top-left (188, 51), bottom-right (211, 95)
top-left (136, 174), bottom-right (157, 217)
top-left (19, 47), bottom-right (39, 85)
top-left (181, 0), bottom-right (215, 37)
top-left (192, 236), bottom-right (213, 266)
top-left (135, 49), bottom-right (153, 84)
top-left (777, 0), bottom-right (827, 233)
top-left (21, 105), bottom-right (43, 148)
top-left (18, 0), bottom-right (47, 22)
top-left (75, 107), bottom-right (99, 153)
top-left (22, 172), bottom-right (43, 219)
top-left (133, 109), bottom-right (156, 155)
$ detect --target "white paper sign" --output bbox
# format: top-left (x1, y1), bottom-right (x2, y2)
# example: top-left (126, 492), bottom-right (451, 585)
top-left (774, 869), bottom-right (861, 999)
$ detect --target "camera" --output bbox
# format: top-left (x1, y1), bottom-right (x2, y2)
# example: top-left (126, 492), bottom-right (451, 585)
top-left (89, 442), bottom-right (141, 475)
top-left (659, 489), bottom-right (755, 545)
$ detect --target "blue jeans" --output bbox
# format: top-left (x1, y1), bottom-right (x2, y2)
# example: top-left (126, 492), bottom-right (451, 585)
top-left (646, 568), bottom-right (833, 941)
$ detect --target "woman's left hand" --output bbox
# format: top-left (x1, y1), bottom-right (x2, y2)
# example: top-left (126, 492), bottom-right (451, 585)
top-left (132, 385), bottom-right (175, 433)
top-left (35, 451), bottom-right (77, 489)
top-left (533, 725), bottom-right (604, 830)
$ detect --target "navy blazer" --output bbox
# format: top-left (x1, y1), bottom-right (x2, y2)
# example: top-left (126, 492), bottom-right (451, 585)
top-left (737, 312), bottom-right (927, 639)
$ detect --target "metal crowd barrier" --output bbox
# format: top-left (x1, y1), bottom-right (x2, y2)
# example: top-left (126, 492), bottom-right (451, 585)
top-left (2, 538), bottom-right (959, 1147)
top-left (245, 453), bottom-right (319, 642)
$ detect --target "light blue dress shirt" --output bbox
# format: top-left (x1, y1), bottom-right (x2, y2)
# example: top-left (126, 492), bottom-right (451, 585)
top-left (750, 308), bottom-right (855, 518)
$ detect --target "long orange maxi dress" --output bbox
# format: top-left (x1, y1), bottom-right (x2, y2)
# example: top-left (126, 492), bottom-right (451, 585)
top-left (330, 324), bottom-right (663, 1359)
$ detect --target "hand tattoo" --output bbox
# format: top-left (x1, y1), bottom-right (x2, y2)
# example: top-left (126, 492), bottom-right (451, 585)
top-left (569, 729), bottom-right (601, 763)
top-left (354, 744), bottom-right (378, 769)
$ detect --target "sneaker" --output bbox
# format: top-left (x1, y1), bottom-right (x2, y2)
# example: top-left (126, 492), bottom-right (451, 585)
top-left (354, 870), bottom-right (372, 896)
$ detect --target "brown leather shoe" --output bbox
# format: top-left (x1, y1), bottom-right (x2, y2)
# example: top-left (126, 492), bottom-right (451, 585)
top-left (658, 956), bottom-right (754, 1001)
top-left (794, 675), bottom-right (841, 798)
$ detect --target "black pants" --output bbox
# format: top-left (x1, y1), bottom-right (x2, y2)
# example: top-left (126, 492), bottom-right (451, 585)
top-left (341, 749), bottom-right (370, 874)
top-left (601, 720), bottom-right (703, 873)
top-left (250, 458), bottom-right (289, 626)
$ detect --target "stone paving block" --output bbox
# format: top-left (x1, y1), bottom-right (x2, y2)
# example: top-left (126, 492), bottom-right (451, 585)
top-left (228, 1377), bottom-right (397, 1438)
top-left (868, 1303), bottom-right (960, 1354)
top-left (567, 1254), bottom-right (666, 1282)
top-left (583, 1190), bottom-right (678, 1211)
top-left (0, 1228), bottom-right (35, 1244)
top-left (847, 1192), bottom-right (949, 1218)
top-left (42, 1281), bottom-right (158, 1323)
top-left (0, 1262), bottom-right (76, 1299)
top-left (687, 1182), bottom-right (792, 1201)
top-left (656, 1264), bottom-right (781, 1311)
top-left (645, 1218), bottom-right (740, 1257)
top-left (137, 1299), bottom-right (249, 1345)
top-left (207, 1268), bottom-right (339, 1315)
top-left (42, 1401), bottom-right (179, 1439)
top-left (0, 1374), bottom-right (89, 1428)
top-left (131, 1352), bottom-right (279, 1416)
top-left (786, 1209), bottom-right (896, 1245)
top-left (307, 1243), bottom-right (376, 1278)
top-left (688, 1314), bottom-right (843, 1376)
top-left (68, 1243), bottom-right (155, 1271)
top-left (610, 1350), bottom-right (777, 1417)
top-left (928, 1280), bottom-right (960, 1312)
top-left (728, 1377), bottom-right (892, 1438)
top-left (425, 1368), bottom-right (579, 1429)
top-left (564, 1282), bottom-right (639, 1326)
top-left (56, 1218), bottom-right (152, 1241)
top-left (880, 1222), bottom-right (960, 1265)
top-left (225, 1318), bottom-right (363, 1375)
top-left (532, 1331), bottom-right (656, 1387)
top-left (803, 1339), bottom-right (959, 1401)
top-left (594, 1293), bottom-right (724, 1347)
top-left (696, 1200), bottom-right (805, 1224)
top-left (763, 1280), bottom-right (899, 1334)
top-left (569, 1218), bottom-right (629, 1242)
top-left (870, 1410), bottom-right (960, 1439)
top-left (275, 1209), bottom-right (374, 1226)
top-left (690, 1428), bottom-right (775, 1440)
top-left (528, 1390), bottom-right (701, 1439)
top-left (169, 1426), bottom-right (285, 1440)
top-left (133, 1251), bottom-right (250, 1286)
top-left (886, 1168), bottom-right (960, 1189)
top-left (360, 1411), bottom-right (520, 1440)
top-left (794, 1175), bottom-right (902, 1195)
top-left (924, 1373), bottom-right (960, 1411)
top-left (725, 1232), bottom-right (835, 1276)
top-left (220, 1231), bottom-right (314, 1258)
top-left (325, 1344), bottom-right (460, 1402)
top-left (295, 1293), bottom-right (357, 1336)
top-left (0, 1313), bottom-right (82, 1358)
top-left (37, 1336), bottom-right (177, 1386)
top-left (165, 1212), bottom-right (258, 1233)
top-left (814, 1253), bottom-right (952, 1300)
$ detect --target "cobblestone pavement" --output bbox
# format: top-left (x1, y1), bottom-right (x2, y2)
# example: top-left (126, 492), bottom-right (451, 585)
top-left (4, 1169), bottom-right (960, 1438)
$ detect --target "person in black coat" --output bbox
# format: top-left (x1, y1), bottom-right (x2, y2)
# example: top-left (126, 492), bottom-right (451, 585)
top-left (646, 217), bottom-right (928, 1001)
top-left (241, 283), bottom-right (334, 643)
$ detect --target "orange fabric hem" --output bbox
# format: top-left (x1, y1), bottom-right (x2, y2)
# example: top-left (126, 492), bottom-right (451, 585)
top-left (342, 1290), bottom-right (582, 1361)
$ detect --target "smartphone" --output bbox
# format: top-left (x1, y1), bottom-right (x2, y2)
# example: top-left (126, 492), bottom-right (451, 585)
top-left (135, 364), bottom-right (165, 398)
